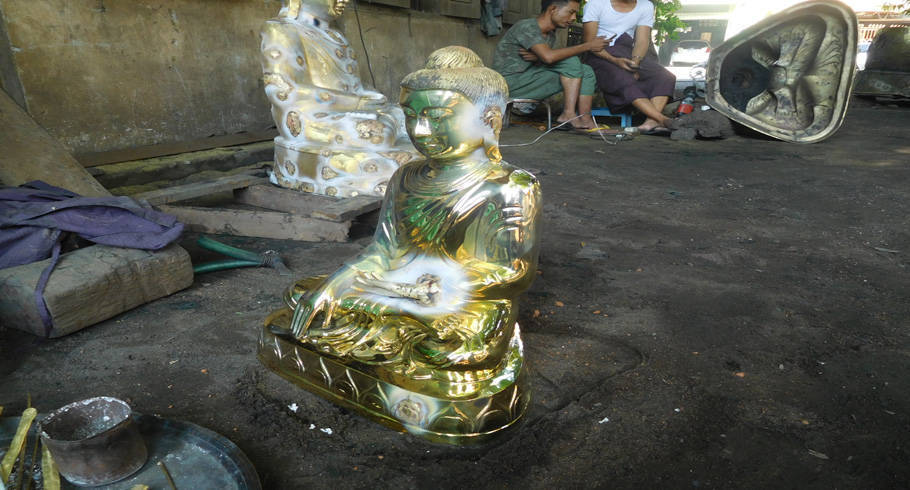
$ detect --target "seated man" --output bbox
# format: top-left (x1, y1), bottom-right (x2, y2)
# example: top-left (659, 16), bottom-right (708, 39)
top-left (491, 0), bottom-right (609, 130)
top-left (582, 0), bottom-right (676, 134)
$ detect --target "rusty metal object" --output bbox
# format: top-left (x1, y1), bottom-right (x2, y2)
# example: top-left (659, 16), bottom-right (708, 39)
top-left (706, 0), bottom-right (858, 143)
top-left (39, 397), bottom-right (147, 486)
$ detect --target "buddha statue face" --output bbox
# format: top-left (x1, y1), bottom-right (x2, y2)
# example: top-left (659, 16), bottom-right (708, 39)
top-left (282, 0), bottom-right (348, 21)
top-left (399, 88), bottom-right (486, 160)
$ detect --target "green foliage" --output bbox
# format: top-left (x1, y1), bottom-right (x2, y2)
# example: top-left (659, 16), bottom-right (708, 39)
top-left (882, 1), bottom-right (910, 15)
top-left (575, 0), bottom-right (687, 44)
top-left (651, 0), bottom-right (686, 45)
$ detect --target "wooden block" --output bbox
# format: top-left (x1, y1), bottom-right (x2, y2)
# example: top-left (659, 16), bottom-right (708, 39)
top-left (311, 195), bottom-right (382, 222)
top-left (76, 130), bottom-right (278, 168)
top-left (159, 205), bottom-right (349, 242)
top-left (0, 91), bottom-right (109, 196)
top-left (234, 184), bottom-right (381, 222)
top-left (133, 173), bottom-right (269, 205)
top-left (0, 244), bottom-right (193, 337)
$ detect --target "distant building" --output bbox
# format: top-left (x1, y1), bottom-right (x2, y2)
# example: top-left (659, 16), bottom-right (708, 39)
top-left (660, 0), bottom-right (908, 65)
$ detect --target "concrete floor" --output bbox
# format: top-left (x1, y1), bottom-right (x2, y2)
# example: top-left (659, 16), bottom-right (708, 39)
top-left (2, 98), bottom-right (909, 488)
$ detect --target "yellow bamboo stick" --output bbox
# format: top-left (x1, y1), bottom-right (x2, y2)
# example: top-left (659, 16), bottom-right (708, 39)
top-left (0, 408), bottom-right (37, 483)
top-left (39, 446), bottom-right (59, 490)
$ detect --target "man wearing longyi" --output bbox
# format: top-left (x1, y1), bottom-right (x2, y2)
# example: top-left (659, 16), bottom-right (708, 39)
top-left (582, 0), bottom-right (676, 134)
top-left (492, 0), bottom-right (609, 132)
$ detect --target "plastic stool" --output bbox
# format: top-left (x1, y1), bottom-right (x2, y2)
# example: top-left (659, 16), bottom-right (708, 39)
top-left (591, 107), bottom-right (632, 128)
top-left (505, 98), bottom-right (552, 130)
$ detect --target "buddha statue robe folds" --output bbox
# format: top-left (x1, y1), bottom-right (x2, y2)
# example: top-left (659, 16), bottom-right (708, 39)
top-left (258, 47), bottom-right (542, 444)
top-left (261, 0), bottom-right (420, 197)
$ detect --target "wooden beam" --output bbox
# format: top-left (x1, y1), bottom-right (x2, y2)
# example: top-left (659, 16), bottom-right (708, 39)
top-left (0, 244), bottom-right (193, 337)
top-left (234, 184), bottom-right (382, 222)
top-left (134, 173), bottom-right (269, 205)
top-left (312, 195), bottom-right (382, 222)
top-left (159, 205), bottom-right (349, 242)
top-left (75, 129), bottom-right (278, 168)
top-left (0, 90), bottom-right (109, 196)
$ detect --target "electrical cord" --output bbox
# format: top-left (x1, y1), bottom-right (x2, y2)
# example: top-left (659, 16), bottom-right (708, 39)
top-left (500, 114), bottom-right (625, 147)
top-left (352, 0), bottom-right (377, 88)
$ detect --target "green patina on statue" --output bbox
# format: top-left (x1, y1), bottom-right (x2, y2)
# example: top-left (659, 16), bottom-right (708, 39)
top-left (258, 46), bottom-right (542, 444)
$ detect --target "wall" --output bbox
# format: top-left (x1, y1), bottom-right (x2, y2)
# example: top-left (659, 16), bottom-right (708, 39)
top-left (0, 0), bottom-right (502, 157)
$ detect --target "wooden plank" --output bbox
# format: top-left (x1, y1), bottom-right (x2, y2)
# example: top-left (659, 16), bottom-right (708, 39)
top-left (159, 205), bottom-right (350, 242)
top-left (0, 244), bottom-right (193, 337)
top-left (439, 0), bottom-right (481, 19)
top-left (134, 173), bottom-right (269, 205)
top-left (311, 195), bottom-right (382, 222)
top-left (234, 184), bottom-right (381, 222)
top-left (75, 129), bottom-right (278, 168)
top-left (0, 90), bottom-right (109, 196)
top-left (234, 184), bottom-right (333, 217)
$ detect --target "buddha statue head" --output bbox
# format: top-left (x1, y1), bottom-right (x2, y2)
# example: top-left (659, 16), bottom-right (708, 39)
top-left (279, 0), bottom-right (349, 22)
top-left (400, 47), bottom-right (507, 162)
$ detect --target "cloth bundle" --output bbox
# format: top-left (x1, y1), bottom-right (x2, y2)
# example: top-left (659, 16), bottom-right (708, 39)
top-left (0, 181), bottom-right (184, 334)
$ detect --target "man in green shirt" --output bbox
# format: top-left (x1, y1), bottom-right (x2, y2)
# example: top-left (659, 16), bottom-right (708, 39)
top-left (492, 0), bottom-right (609, 130)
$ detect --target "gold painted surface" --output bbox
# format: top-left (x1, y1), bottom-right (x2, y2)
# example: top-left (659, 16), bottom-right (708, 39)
top-left (262, 48), bottom-right (539, 443)
top-left (261, 0), bottom-right (420, 197)
top-left (259, 313), bottom-right (529, 444)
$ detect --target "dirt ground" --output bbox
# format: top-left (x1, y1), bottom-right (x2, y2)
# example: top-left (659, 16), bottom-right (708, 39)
top-left (2, 98), bottom-right (909, 488)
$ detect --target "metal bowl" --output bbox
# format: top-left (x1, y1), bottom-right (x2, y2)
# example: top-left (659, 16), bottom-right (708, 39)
top-left (39, 396), bottom-right (147, 486)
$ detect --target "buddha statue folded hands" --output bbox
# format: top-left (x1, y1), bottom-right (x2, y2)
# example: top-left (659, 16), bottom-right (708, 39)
top-left (261, 0), bottom-right (421, 197)
top-left (259, 46), bottom-right (541, 444)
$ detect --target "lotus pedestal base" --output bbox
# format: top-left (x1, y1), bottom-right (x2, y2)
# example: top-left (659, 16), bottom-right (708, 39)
top-left (257, 308), bottom-right (530, 445)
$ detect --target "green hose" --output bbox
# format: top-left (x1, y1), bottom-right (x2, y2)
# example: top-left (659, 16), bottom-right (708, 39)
top-left (193, 236), bottom-right (265, 274)
top-left (197, 235), bottom-right (263, 262)
top-left (193, 259), bottom-right (262, 274)
top-left (192, 235), bottom-right (291, 275)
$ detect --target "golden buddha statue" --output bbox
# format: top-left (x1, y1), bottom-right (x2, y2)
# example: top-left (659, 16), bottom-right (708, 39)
top-left (258, 47), bottom-right (541, 444)
top-left (260, 0), bottom-right (420, 197)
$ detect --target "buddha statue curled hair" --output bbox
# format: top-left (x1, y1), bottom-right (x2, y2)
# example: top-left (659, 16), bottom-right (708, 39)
top-left (261, 45), bottom-right (539, 443)
top-left (401, 46), bottom-right (508, 161)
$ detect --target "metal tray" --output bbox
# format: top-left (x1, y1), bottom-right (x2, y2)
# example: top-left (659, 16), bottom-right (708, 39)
top-left (1, 412), bottom-right (261, 489)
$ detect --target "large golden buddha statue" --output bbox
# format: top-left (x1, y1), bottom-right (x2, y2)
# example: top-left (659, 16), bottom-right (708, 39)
top-left (258, 46), bottom-right (541, 444)
top-left (260, 0), bottom-right (420, 197)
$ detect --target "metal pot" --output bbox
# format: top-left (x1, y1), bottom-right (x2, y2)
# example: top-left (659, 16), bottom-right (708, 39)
top-left (39, 396), bottom-right (147, 486)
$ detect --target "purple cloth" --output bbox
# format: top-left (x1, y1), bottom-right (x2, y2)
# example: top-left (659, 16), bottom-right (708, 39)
top-left (0, 181), bottom-right (185, 335)
top-left (584, 33), bottom-right (676, 111)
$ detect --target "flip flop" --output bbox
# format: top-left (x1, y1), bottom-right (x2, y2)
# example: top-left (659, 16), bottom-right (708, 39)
top-left (553, 120), bottom-right (587, 131)
top-left (586, 130), bottom-right (633, 143)
top-left (574, 126), bottom-right (622, 136)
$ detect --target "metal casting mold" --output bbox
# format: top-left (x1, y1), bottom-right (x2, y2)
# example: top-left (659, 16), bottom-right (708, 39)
top-left (706, 0), bottom-right (858, 143)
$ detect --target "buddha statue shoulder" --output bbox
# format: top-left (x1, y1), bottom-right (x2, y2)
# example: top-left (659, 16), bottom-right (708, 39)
top-left (260, 0), bottom-right (420, 197)
top-left (260, 47), bottom-right (539, 443)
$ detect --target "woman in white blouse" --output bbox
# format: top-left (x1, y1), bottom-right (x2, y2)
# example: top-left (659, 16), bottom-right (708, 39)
top-left (582, 0), bottom-right (676, 134)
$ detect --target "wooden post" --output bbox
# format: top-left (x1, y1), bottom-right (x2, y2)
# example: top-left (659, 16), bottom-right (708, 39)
top-left (0, 90), bottom-right (109, 197)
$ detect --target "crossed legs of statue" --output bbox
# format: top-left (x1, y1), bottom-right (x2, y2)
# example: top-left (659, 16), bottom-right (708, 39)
top-left (287, 277), bottom-right (514, 374)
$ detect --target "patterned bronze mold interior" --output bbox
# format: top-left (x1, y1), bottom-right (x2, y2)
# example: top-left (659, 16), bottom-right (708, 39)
top-left (706, 0), bottom-right (858, 143)
top-left (258, 308), bottom-right (530, 445)
top-left (854, 27), bottom-right (910, 98)
top-left (39, 397), bottom-right (147, 486)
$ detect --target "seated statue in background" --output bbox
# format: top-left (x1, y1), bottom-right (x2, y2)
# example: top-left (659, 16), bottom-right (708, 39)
top-left (260, 0), bottom-right (420, 197)
top-left (260, 46), bottom-right (541, 444)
